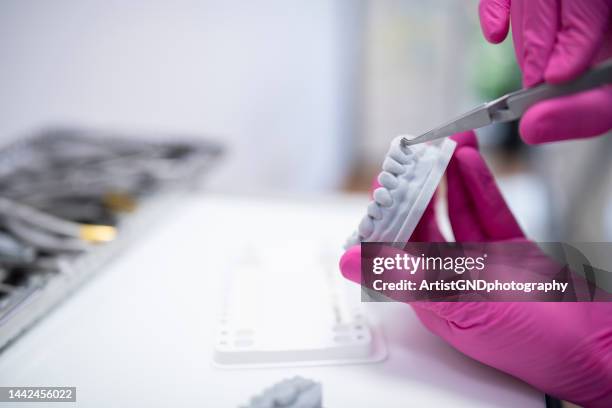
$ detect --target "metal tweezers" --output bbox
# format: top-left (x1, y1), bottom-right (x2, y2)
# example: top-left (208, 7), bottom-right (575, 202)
top-left (401, 59), bottom-right (612, 147)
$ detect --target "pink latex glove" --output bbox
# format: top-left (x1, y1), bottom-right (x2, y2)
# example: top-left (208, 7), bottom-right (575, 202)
top-left (340, 132), bottom-right (612, 406)
top-left (478, 0), bottom-right (612, 144)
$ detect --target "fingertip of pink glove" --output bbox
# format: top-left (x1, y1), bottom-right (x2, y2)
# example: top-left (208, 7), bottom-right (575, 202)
top-left (519, 103), bottom-right (557, 144)
top-left (478, 0), bottom-right (510, 44)
top-left (339, 245), bottom-right (361, 283)
top-left (451, 131), bottom-right (479, 150)
top-left (520, 87), bottom-right (612, 144)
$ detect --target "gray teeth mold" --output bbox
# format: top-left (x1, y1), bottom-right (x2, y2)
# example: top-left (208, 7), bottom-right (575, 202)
top-left (241, 376), bottom-right (322, 408)
top-left (345, 136), bottom-right (456, 248)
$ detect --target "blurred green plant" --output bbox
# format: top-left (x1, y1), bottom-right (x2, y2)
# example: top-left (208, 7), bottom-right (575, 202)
top-left (472, 34), bottom-right (522, 99)
top-left (469, 29), bottom-right (525, 153)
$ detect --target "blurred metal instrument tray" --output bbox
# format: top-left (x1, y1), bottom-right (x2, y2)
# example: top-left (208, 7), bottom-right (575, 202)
top-left (0, 127), bottom-right (223, 350)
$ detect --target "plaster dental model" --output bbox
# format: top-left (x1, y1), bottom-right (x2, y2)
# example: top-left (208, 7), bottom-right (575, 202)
top-left (242, 376), bottom-right (322, 408)
top-left (345, 136), bottom-right (456, 247)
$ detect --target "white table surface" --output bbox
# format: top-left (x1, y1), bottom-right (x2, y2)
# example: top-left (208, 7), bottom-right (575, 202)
top-left (0, 193), bottom-right (543, 407)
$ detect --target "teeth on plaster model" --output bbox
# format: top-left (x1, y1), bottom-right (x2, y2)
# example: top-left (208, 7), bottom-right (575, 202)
top-left (358, 216), bottom-right (374, 238)
top-left (382, 157), bottom-right (405, 175)
top-left (345, 135), bottom-right (456, 248)
top-left (373, 187), bottom-right (393, 207)
top-left (367, 202), bottom-right (382, 220)
top-left (377, 171), bottom-right (398, 189)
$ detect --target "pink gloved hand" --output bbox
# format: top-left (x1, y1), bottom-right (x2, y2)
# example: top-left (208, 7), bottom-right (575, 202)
top-left (340, 132), bottom-right (612, 406)
top-left (478, 0), bottom-right (612, 144)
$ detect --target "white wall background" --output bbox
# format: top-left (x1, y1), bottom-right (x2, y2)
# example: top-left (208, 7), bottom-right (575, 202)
top-left (0, 0), bottom-right (362, 192)
top-left (359, 0), bottom-right (478, 167)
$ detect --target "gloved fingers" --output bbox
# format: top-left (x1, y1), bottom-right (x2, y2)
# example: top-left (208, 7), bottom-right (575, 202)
top-left (478, 0), bottom-right (511, 44)
top-left (339, 245), bottom-right (361, 284)
top-left (450, 130), bottom-right (479, 149)
top-left (519, 86), bottom-right (612, 144)
top-left (340, 244), bottom-right (437, 305)
top-left (447, 146), bottom-right (488, 241)
top-left (410, 305), bottom-right (453, 339)
top-left (509, 0), bottom-right (525, 69)
top-left (411, 301), bottom-right (496, 332)
top-left (519, 0), bottom-right (559, 87)
top-left (410, 197), bottom-right (445, 242)
top-left (447, 131), bottom-right (490, 241)
top-left (452, 147), bottom-right (524, 240)
top-left (340, 244), bottom-right (416, 285)
top-left (544, 0), bottom-right (611, 83)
